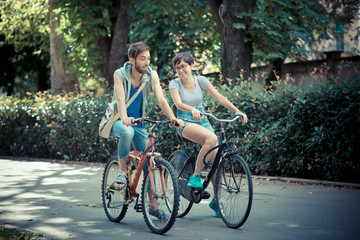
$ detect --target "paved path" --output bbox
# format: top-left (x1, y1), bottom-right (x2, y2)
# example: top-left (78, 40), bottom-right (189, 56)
top-left (1, 158), bottom-right (360, 240)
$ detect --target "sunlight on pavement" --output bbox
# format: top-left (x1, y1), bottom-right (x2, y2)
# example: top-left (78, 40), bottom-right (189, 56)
top-left (76, 221), bottom-right (104, 233)
top-left (2, 213), bottom-right (42, 222)
top-left (1, 158), bottom-right (360, 239)
top-left (0, 159), bottom-right (105, 239)
top-left (1, 202), bottom-right (48, 212)
top-left (46, 217), bottom-right (73, 224)
top-left (42, 177), bottom-right (83, 185)
top-left (0, 188), bottom-right (22, 197)
top-left (268, 221), bottom-right (300, 228)
top-left (61, 167), bottom-right (99, 176)
top-left (17, 192), bottom-right (79, 202)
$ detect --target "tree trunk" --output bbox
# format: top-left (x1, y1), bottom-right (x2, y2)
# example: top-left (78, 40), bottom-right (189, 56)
top-left (265, 58), bottom-right (284, 86)
top-left (208, 0), bottom-right (255, 85)
top-left (93, 0), bottom-right (132, 87)
top-left (0, 41), bottom-right (15, 95)
top-left (38, 58), bottom-right (49, 91)
top-left (49, 0), bottom-right (79, 95)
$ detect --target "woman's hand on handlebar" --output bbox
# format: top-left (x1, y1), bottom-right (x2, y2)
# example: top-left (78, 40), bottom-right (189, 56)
top-left (191, 108), bottom-right (202, 121)
top-left (235, 111), bottom-right (248, 125)
top-left (170, 119), bottom-right (184, 129)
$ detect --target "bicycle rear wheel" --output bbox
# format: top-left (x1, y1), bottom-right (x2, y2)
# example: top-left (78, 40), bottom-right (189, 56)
top-left (168, 150), bottom-right (194, 218)
top-left (142, 159), bottom-right (180, 234)
top-left (215, 154), bottom-right (253, 228)
top-left (101, 157), bottom-right (128, 222)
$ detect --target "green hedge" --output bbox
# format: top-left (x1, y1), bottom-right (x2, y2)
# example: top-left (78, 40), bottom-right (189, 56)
top-left (0, 91), bottom-right (116, 162)
top-left (1, 65), bottom-right (359, 182)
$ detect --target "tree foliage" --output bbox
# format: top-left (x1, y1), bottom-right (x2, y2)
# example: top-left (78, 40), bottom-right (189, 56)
top-left (130, 0), bottom-right (219, 81)
top-left (239, 0), bottom-right (328, 63)
top-left (0, 0), bottom-right (358, 93)
top-left (0, 0), bottom-right (49, 53)
top-left (51, 1), bottom-right (105, 81)
top-left (238, 0), bottom-right (359, 64)
top-left (0, 0), bottom-right (50, 95)
top-left (53, 0), bottom-right (132, 88)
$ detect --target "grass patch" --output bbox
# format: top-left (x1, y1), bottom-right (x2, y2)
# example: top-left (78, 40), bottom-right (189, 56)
top-left (0, 224), bottom-right (54, 240)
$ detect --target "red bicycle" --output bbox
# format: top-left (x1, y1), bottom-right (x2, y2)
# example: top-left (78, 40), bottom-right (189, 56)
top-left (101, 117), bottom-right (180, 234)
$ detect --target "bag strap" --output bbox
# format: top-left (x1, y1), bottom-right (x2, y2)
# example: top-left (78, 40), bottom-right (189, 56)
top-left (100, 82), bottom-right (147, 138)
top-left (125, 82), bottom-right (146, 108)
top-left (111, 82), bottom-right (146, 122)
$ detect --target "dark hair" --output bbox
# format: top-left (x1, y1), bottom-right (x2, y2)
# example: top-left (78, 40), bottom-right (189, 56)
top-left (128, 42), bottom-right (151, 59)
top-left (172, 52), bottom-right (194, 67)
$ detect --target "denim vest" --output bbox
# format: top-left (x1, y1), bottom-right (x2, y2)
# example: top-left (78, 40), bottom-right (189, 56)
top-left (112, 61), bottom-right (154, 117)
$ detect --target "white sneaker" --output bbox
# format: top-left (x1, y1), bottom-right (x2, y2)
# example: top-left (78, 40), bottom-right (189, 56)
top-left (114, 171), bottom-right (128, 184)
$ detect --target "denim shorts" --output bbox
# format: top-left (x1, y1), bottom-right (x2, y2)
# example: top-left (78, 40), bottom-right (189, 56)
top-left (177, 106), bottom-right (214, 136)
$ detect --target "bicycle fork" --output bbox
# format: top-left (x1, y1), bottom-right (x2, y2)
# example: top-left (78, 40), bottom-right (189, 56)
top-left (148, 156), bottom-right (168, 200)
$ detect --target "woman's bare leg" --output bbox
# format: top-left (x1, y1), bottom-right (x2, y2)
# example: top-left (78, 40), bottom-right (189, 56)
top-left (182, 123), bottom-right (218, 176)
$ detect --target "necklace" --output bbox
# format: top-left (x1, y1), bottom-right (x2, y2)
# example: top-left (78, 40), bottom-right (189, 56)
top-left (182, 78), bottom-right (196, 88)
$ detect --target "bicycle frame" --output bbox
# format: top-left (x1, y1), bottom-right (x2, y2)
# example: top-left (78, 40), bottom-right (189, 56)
top-left (108, 119), bottom-right (171, 199)
top-left (179, 113), bottom-right (240, 196)
top-left (201, 117), bottom-right (234, 189)
top-left (127, 131), bottom-right (159, 197)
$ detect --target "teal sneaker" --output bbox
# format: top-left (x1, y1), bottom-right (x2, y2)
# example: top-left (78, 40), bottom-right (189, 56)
top-left (149, 208), bottom-right (169, 221)
top-left (187, 174), bottom-right (203, 189)
top-left (209, 198), bottom-right (225, 218)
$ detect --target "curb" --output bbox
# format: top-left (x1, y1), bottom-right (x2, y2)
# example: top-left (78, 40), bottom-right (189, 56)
top-left (0, 155), bottom-right (105, 167)
top-left (253, 175), bottom-right (360, 189)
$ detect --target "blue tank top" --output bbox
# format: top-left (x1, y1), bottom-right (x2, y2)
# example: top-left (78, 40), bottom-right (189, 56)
top-left (126, 84), bottom-right (146, 128)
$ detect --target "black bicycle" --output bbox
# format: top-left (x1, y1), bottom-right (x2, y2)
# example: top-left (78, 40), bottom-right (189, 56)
top-left (168, 112), bottom-right (253, 228)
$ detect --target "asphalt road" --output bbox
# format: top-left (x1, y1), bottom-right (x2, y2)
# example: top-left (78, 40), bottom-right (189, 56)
top-left (1, 158), bottom-right (360, 240)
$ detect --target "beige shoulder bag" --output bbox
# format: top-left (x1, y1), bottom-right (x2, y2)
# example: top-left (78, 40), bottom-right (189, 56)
top-left (99, 82), bottom-right (146, 138)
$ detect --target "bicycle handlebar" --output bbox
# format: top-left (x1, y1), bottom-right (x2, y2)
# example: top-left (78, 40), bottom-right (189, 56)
top-left (133, 117), bottom-right (179, 127)
top-left (200, 112), bottom-right (242, 123)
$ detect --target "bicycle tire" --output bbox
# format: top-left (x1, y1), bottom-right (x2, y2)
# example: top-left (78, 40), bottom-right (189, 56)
top-left (101, 157), bottom-right (128, 222)
top-left (141, 159), bottom-right (180, 234)
top-left (215, 154), bottom-right (253, 228)
top-left (168, 150), bottom-right (194, 218)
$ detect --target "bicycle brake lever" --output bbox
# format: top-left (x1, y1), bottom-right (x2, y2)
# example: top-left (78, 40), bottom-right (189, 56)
top-left (170, 119), bottom-right (179, 127)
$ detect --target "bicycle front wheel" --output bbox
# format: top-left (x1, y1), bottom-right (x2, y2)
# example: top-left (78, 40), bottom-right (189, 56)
top-left (101, 157), bottom-right (128, 222)
top-left (142, 159), bottom-right (180, 234)
top-left (215, 154), bottom-right (253, 228)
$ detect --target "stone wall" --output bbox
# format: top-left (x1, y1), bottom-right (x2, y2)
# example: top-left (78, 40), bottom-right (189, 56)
top-left (252, 55), bottom-right (360, 88)
top-left (205, 55), bottom-right (360, 89)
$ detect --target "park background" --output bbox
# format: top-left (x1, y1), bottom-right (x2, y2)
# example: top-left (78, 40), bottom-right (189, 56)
top-left (0, 0), bottom-right (359, 183)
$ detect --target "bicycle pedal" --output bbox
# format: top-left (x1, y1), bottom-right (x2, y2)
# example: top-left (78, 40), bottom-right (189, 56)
top-left (201, 191), bottom-right (210, 199)
top-left (134, 203), bottom-right (143, 212)
top-left (106, 191), bottom-right (111, 200)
